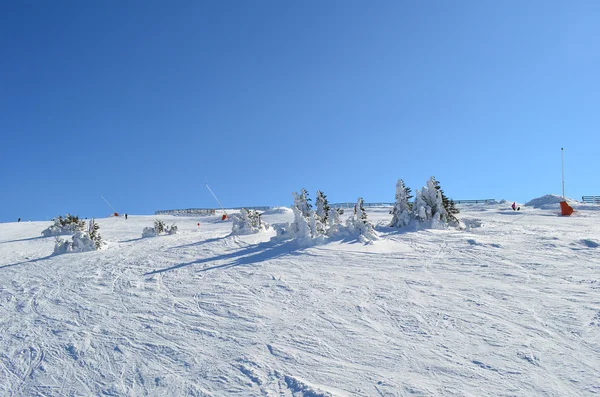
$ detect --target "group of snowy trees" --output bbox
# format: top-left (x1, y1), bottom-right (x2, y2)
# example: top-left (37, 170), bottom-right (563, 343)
top-left (275, 189), bottom-right (377, 243)
top-left (231, 208), bottom-right (269, 235)
top-left (390, 177), bottom-right (459, 228)
top-left (142, 219), bottom-right (178, 238)
top-left (53, 217), bottom-right (104, 254)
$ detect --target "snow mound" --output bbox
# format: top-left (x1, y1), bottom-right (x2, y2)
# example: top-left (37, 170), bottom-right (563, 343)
top-left (261, 206), bottom-right (292, 215)
top-left (525, 194), bottom-right (577, 209)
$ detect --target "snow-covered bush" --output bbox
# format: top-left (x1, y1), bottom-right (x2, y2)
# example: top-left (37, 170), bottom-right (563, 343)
top-left (42, 214), bottom-right (86, 237)
top-left (142, 227), bottom-right (157, 238)
top-left (327, 207), bottom-right (342, 227)
top-left (53, 219), bottom-right (103, 254)
top-left (345, 197), bottom-right (378, 242)
top-left (390, 179), bottom-right (412, 228)
top-left (142, 219), bottom-right (177, 238)
top-left (165, 223), bottom-right (178, 235)
top-left (231, 209), bottom-right (269, 235)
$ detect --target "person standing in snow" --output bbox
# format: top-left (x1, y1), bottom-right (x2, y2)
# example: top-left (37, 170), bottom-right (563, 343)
top-left (125, 213), bottom-right (128, 220)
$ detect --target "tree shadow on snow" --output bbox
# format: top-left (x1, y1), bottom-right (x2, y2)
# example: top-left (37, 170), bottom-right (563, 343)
top-left (0, 254), bottom-right (54, 270)
top-left (144, 239), bottom-right (301, 275)
top-left (0, 235), bottom-right (50, 244)
top-left (168, 236), bottom-right (228, 250)
top-left (119, 237), bottom-right (146, 243)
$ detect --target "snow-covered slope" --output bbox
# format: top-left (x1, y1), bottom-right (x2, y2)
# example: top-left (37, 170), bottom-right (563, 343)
top-left (1, 201), bottom-right (599, 396)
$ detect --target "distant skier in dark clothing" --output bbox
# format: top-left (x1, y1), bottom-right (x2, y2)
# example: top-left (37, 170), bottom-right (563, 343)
top-left (512, 202), bottom-right (520, 211)
top-left (18, 218), bottom-right (20, 222)
top-left (125, 213), bottom-right (128, 220)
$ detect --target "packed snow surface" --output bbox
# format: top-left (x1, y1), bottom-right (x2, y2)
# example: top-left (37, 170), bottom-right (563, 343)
top-left (1, 200), bottom-right (599, 396)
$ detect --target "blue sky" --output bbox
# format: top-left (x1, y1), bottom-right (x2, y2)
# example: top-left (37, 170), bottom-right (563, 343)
top-left (1, 1), bottom-right (599, 222)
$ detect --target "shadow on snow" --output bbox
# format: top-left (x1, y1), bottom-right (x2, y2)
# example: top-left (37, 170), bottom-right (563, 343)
top-left (144, 239), bottom-right (301, 275)
top-left (0, 254), bottom-right (54, 270)
top-left (0, 235), bottom-right (51, 244)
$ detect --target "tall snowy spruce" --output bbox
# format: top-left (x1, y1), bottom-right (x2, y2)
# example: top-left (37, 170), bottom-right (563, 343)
top-left (431, 177), bottom-right (460, 225)
top-left (390, 179), bottom-right (412, 228)
top-left (315, 190), bottom-right (330, 231)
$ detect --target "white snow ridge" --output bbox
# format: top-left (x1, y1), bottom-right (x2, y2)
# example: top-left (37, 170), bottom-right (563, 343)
top-left (0, 198), bottom-right (599, 396)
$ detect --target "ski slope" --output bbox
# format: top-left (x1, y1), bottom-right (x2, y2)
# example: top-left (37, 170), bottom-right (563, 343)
top-left (1, 197), bottom-right (599, 396)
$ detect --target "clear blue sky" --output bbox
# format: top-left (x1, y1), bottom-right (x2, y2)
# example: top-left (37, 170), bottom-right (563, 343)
top-left (1, 1), bottom-right (599, 222)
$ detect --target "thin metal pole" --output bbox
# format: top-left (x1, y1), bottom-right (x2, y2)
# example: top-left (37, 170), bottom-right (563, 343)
top-left (205, 184), bottom-right (227, 215)
top-left (561, 148), bottom-right (565, 199)
top-left (101, 196), bottom-right (117, 214)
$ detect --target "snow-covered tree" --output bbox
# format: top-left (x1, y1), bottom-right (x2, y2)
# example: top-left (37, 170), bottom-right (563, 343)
top-left (54, 218), bottom-right (103, 254)
top-left (431, 178), bottom-right (460, 225)
top-left (142, 219), bottom-right (177, 238)
top-left (412, 189), bottom-right (430, 222)
top-left (88, 218), bottom-right (103, 249)
top-left (42, 214), bottom-right (86, 237)
top-left (231, 209), bottom-right (269, 235)
top-left (154, 219), bottom-right (165, 234)
top-left (293, 189), bottom-right (312, 218)
top-left (327, 207), bottom-right (342, 227)
top-left (289, 205), bottom-right (313, 240)
top-left (315, 190), bottom-right (330, 226)
top-left (411, 176), bottom-right (459, 227)
top-left (390, 179), bottom-right (412, 228)
top-left (165, 224), bottom-right (178, 235)
top-left (346, 197), bottom-right (377, 241)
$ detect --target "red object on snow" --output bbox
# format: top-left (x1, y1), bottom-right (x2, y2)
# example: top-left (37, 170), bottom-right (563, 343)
top-left (114, 212), bottom-right (119, 217)
top-left (221, 214), bottom-right (228, 221)
top-left (560, 201), bottom-right (574, 216)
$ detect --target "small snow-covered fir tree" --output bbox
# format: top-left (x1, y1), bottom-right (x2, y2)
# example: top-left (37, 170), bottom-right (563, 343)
top-left (165, 223), bottom-right (178, 235)
top-left (293, 189), bottom-right (312, 218)
top-left (154, 219), bottom-right (166, 234)
top-left (390, 179), bottom-right (412, 228)
top-left (88, 218), bottom-right (103, 249)
top-left (346, 197), bottom-right (377, 241)
top-left (327, 207), bottom-right (341, 227)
